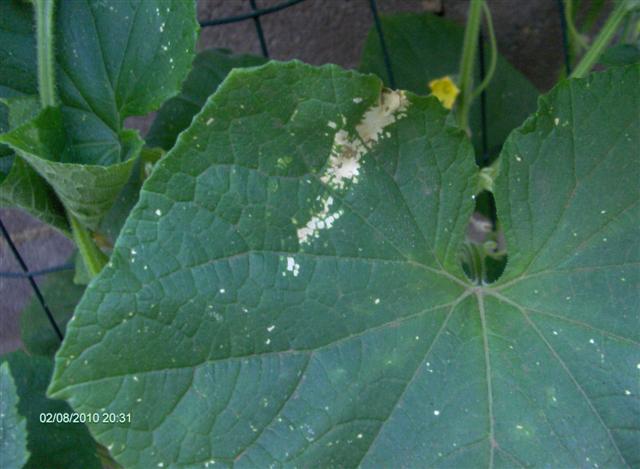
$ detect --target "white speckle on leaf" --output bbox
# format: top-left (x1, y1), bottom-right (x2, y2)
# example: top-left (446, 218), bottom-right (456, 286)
top-left (155, 209), bottom-right (162, 216)
top-left (515, 155), bottom-right (522, 162)
top-left (374, 298), bottom-right (380, 304)
top-left (554, 117), bottom-right (560, 125)
top-left (206, 117), bottom-right (214, 126)
top-left (267, 325), bottom-right (275, 332)
top-left (636, 363), bottom-right (640, 370)
top-left (600, 209), bottom-right (607, 214)
top-left (265, 338), bottom-right (271, 345)
top-left (327, 121), bottom-right (337, 129)
top-left (516, 424), bottom-right (524, 430)
top-left (219, 288), bottom-right (225, 294)
top-left (433, 410), bottom-right (440, 416)
top-left (553, 330), bottom-right (559, 335)
top-left (589, 338), bottom-right (595, 344)
top-left (286, 256), bottom-right (300, 277)
top-left (625, 390), bottom-right (631, 395)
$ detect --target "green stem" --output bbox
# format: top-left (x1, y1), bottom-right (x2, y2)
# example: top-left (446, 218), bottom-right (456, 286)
top-left (456, 0), bottom-right (484, 132)
top-left (471, 2), bottom-right (498, 101)
top-left (571, 0), bottom-right (631, 78)
top-left (34, 0), bottom-right (56, 108)
top-left (70, 216), bottom-right (108, 278)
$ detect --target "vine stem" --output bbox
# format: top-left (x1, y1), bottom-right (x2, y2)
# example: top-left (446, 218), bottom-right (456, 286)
top-left (456, 0), bottom-right (484, 132)
top-left (471, 2), bottom-right (498, 101)
top-left (70, 216), bottom-right (107, 278)
top-left (34, 0), bottom-right (56, 108)
top-left (571, 0), bottom-right (632, 78)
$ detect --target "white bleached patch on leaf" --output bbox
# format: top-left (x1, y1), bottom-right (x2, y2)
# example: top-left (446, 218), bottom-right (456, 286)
top-left (355, 89), bottom-right (408, 144)
top-left (298, 89), bottom-right (409, 245)
top-left (321, 89), bottom-right (409, 191)
top-left (297, 196), bottom-right (343, 245)
top-left (321, 129), bottom-right (365, 189)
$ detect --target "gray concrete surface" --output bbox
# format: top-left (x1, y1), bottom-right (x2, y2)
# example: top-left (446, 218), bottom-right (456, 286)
top-left (2, 0), bottom-right (574, 354)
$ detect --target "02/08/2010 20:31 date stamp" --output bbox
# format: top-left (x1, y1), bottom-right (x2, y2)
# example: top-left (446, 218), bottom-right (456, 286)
top-left (39, 412), bottom-right (131, 424)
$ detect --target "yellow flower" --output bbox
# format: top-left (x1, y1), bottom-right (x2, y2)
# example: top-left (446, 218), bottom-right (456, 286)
top-left (428, 76), bottom-right (460, 110)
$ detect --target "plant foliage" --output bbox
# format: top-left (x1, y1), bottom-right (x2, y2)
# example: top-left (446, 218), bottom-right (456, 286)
top-left (1, 1), bottom-right (638, 467)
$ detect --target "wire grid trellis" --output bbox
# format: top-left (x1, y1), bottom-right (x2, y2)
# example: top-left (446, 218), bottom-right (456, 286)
top-left (1, 0), bottom-right (571, 344)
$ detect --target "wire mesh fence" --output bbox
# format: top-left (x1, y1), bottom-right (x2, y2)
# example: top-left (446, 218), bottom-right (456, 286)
top-left (0, 0), bottom-right (570, 346)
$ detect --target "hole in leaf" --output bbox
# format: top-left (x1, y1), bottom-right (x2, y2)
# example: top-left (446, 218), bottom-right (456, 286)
top-left (460, 191), bottom-right (507, 285)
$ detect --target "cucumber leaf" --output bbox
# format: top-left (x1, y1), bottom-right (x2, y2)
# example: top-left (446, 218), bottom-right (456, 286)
top-left (359, 13), bottom-right (540, 160)
top-left (0, 0), bottom-right (199, 229)
top-left (48, 63), bottom-right (639, 468)
top-left (0, 107), bottom-right (143, 229)
top-left (0, 362), bottom-right (29, 469)
top-left (147, 49), bottom-right (267, 151)
top-left (2, 352), bottom-right (101, 469)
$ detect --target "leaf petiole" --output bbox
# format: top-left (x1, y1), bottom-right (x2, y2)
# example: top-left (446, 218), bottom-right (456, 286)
top-left (34, 0), bottom-right (56, 108)
top-left (69, 215), bottom-right (107, 279)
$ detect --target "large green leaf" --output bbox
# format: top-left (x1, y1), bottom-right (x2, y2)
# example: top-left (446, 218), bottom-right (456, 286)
top-left (21, 269), bottom-right (85, 357)
top-left (360, 13), bottom-right (540, 159)
top-left (0, 362), bottom-right (29, 469)
top-left (0, 0), bottom-right (198, 229)
top-left (49, 63), bottom-right (639, 467)
top-left (147, 49), bottom-right (267, 151)
top-left (2, 352), bottom-right (101, 469)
